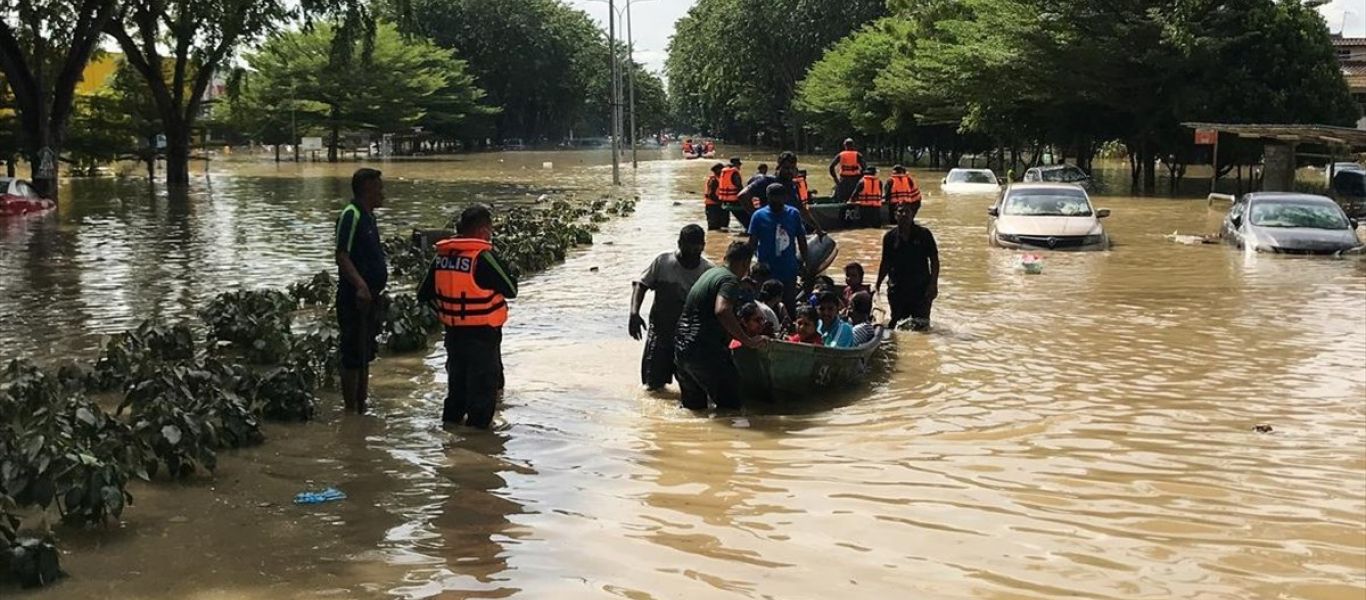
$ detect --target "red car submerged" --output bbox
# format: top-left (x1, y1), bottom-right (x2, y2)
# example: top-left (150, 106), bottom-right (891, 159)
top-left (0, 178), bottom-right (55, 216)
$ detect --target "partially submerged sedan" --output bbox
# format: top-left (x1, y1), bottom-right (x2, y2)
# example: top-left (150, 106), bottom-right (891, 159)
top-left (1219, 192), bottom-right (1361, 254)
top-left (1022, 164), bottom-right (1092, 189)
top-left (941, 168), bottom-right (1001, 194)
top-left (988, 183), bottom-right (1110, 250)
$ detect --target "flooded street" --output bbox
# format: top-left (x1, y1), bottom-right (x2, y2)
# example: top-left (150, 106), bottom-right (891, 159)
top-left (2, 150), bottom-right (1364, 599)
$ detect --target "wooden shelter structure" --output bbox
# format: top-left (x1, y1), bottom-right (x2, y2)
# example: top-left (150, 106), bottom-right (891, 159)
top-left (1183, 122), bottom-right (1366, 192)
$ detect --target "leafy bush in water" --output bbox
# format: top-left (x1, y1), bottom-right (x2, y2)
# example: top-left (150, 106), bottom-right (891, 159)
top-left (89, 320), bottom-right (196, 391)
top-left (117, 361), bottom-right (266, 478)
top-left (384, 234), bottom-right (437, 282)
top-left (287, 270), bottom-right (335, 308)
top-left (384, 293), bottom-right (441, 353)
top-left (0, 361), bottom-right (135, 528)
top-left (200, 290), bottom-right (295, 364)
top-left (287, 327), bottom-right (339, 390)
top-left (252, 366), bottom-right (317, 421)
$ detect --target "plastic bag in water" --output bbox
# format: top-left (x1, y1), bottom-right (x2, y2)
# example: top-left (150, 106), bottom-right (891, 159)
top-left (293, 487), bottom-right (347, 505)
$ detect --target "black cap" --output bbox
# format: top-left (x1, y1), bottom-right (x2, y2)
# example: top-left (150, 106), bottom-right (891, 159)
top-left (729, 157), bottom-right (743, 166)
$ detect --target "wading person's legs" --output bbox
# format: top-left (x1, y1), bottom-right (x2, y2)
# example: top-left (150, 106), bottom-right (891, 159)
top-left (462, 333), bottom-right (504, 429)
top-left (641, 324), bottom-right (677, 390)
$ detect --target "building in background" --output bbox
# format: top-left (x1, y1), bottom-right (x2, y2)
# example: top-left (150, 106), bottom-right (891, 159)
top-left (1333, 37), bottom-right (1366, 129)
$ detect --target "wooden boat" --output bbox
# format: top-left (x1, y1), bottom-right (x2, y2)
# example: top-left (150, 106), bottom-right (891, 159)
top-left (805, 197), bottom-right (886, 231)
top-left (732, 327), bottom-right (887, 400)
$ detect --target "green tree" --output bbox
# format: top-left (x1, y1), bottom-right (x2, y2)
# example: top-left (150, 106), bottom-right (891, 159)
top-left (0, 0), bottom-right (120, 199)
top-left (395, 0), bottom-right (609, 144)
top-left (240, 22), bottom-right (491, 161)
top-left (105, 0), bottom-right (381, 183)
top-left (65, 59), bottom-right (161, 176)
top-left (666, 0), bottom-right (885, 146)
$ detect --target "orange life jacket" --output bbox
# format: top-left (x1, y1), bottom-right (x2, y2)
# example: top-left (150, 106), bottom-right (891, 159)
top-left (852, 175), bottom-right (883, 206)
top-left (837, 150), bottom-right (862, 177)
top-left (682, 142), bottom-right (694, 154)
top-left (432, 238), bottom-right (508, 328)
top-left (717, 167), bottom-right (741, 205)
top-left (703, 174), bottom-right (720, 206)
top-left (794, 175), bottom-right (811, 205)
top-left (888, 174), bottom-right (922, 204)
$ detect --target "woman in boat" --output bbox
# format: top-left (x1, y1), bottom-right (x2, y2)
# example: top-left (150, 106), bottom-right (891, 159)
top-left (787, 305), bottom-right (823, 345)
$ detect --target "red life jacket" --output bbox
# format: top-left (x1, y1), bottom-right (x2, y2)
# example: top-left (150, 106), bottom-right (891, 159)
top-left (837, 150), bottom-right (862, 177)
top-left (703, 174), bottom-right (719, 206)
top-left (718, 167), bottom-right (741, 205)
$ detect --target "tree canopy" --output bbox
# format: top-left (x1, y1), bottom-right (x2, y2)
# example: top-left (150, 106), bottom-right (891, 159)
top-left (665, 0), bottom-right (886, 145)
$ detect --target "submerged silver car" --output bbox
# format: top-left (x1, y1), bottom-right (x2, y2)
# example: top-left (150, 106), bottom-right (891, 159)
top-left (1220, 193), bottom-right (1361, 254)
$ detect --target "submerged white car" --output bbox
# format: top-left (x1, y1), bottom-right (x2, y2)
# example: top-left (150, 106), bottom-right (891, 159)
top-left (988, 183), bottom-right (1110, 250)
top-left (941, 168), bottom-right (1001, 194)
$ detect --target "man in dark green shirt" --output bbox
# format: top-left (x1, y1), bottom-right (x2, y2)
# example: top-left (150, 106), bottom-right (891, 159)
top-left (673, 240), bottom-right (766, 410)
top-left (335, 168), bottom-right (388, 415)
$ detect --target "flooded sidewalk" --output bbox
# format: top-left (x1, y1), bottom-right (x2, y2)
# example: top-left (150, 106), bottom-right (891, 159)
top-left (4, 154), bottom-right (1365, 599)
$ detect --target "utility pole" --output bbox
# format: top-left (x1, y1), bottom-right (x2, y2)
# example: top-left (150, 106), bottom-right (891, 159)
top-left (626, 0), bottom-right (638, 169)
top-left (609, 0), bottom-right (621, 185)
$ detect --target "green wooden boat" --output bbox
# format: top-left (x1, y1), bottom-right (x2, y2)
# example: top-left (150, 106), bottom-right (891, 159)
top-left (732, 327), bottom-right (888, 401)
top-left (806, 197), bottom-right (887, 231)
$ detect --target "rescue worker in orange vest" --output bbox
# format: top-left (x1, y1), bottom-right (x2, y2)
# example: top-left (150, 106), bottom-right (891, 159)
top-left (682, 138), bottom-right (695, 157)
top-left (851, 166), bottom-right (884, 207)
top-left (827, 138), bottom-right (867, 203)
top-left (794, 169), bottom-right (814, 207)
top-left (417, 205), bottom-right (519, 429)
top-left (883, 164), bottom-right (923, 224)
top-left (704, 162), bottom-right (729, 231)
top-left (717, 157), bottom-right (749, 229)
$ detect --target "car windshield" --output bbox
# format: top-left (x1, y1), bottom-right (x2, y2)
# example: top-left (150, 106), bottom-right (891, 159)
top-left (1249, 200), bottom-right (1349, 229)
top-left (1002, 189), bottom-right (1093, 216)
top-left (1038, 167), bottom-right (1088, 182)
top-left (949, 170), bottom-right (995, 184)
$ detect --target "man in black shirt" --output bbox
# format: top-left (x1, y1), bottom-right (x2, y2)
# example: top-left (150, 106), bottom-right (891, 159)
top-left (674, 241), bottom-right (766, 410)
top-left (335, 168), bottom-right (388, 414)
top-left (874, 202), bottom-right (939, 331)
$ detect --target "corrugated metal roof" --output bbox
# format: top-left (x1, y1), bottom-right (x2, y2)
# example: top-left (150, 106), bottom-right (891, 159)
top-left (1332, 37), bottom-right (1366, 47)
top-left (1182, 123), bottom-right (1366, 149)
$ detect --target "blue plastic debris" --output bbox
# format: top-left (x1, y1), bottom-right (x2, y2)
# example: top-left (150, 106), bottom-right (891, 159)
top-left (293, 487), bottom-right (347, 505)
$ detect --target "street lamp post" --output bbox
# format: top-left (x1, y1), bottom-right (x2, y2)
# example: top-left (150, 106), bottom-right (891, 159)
top-left (608, 0), bottom-right (620, 185)
top-left (626, 0), bottom-right (637, 169)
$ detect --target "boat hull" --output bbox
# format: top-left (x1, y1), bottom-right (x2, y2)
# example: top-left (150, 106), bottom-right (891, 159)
top-left (807, 199), bottom-right (885, 231)
top-left (732, 328), bottom-right (887, 400)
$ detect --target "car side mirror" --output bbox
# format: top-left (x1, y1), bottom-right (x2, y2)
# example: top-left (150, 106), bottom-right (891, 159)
top-left (987, 207), bottom-right (999, 217)
top-left (942, 178), bottom-right (947, 184)
top-left (1351, 218), bottom-right (1359, 229)
top-left (1096, 208), bottom-right (1111, 218)
top-left (1231, 215), bottom-right (1242, 228)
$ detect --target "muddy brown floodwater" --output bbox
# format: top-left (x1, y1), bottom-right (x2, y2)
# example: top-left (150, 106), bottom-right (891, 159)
top-left (2, 149), bottom-right (1364, 599)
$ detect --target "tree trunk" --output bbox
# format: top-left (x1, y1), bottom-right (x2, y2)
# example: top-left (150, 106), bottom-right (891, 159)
top-left (164, 124), bottom-right (191, 185)
top-left (274, 143), bottom-right (281, 163)
top-left (1142, 143), bottom-right (1157, 193)
top-left (5, 158), bottom-right (12, 178)
top-left (328, 106), bottom-right (341, 163)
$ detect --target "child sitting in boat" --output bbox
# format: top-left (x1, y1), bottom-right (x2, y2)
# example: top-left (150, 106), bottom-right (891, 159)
top-left (807, 274), bottom-right (837, 307)
top-left (842, 262), bottom-right (869, 306)
top-left (729, 302), bottom-right (770, 350)
top-left (757, 279), bottom-right (787, 334)
top-left (816, 291), bottom-right (855, 348)
top-left (848, 291), bottom-right (878, 346)
top-left (787, 305), bottom-right (823, 345)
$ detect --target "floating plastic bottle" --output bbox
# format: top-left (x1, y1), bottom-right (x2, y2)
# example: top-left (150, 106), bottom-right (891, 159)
top-left (293, 487), bottom-right (347, 505)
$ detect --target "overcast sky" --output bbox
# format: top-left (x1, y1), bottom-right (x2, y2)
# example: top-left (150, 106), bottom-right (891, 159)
top-left (568, 0), bottom-right (1365, 76)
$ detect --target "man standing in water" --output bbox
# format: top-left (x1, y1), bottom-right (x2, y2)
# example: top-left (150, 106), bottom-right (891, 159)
top-left (828, 138), bottom-right (867, 203)
top-left (418, 205), bottom-right (519, 428)
top-left (874, 202), bottom-right (939, 331)
top-left (674, 241), bottom-right (766, 411)
top-left (335, 168), bottom-right (388, 415)
top-left (629, 225), bottom-right (712, 391)
top-left (747, 182), bottom-right (810, 313)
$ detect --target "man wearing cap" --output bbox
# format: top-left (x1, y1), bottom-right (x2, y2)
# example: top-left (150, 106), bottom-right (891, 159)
top-left (629, 225), bottom-right (713, 391)
top-left (828, 138), bottom-right (867, 203)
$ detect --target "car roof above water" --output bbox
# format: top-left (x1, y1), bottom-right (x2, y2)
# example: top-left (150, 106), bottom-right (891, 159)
top-left (1007, 182), bottom-right (1088, 193)
top-left (1244, 192), bottom-right (1337, 205)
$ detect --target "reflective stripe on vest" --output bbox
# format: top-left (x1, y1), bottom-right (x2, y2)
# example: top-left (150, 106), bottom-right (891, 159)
top-left (888, 174), bottom-right (922, 204)
top-left (703, 174), bottom-right (719, 206)
top-left (718, 167), bottom-right (741, 204)
top-left (336, 203), bottom-right (362, 253)
top-left (432, 238), bottom-right (508, 328)
top-left (852, 176), bottom-right (882, 206)
top-left (838, 150), bottom-right (862, 177)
